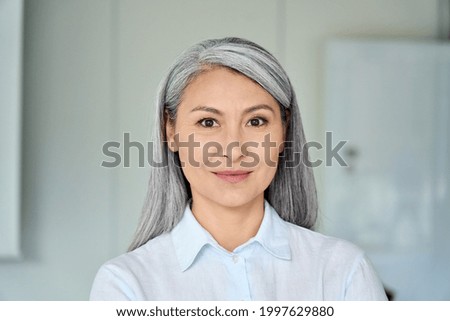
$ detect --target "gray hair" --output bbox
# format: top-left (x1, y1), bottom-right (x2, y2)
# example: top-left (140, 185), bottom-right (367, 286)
top-left (129, 37), bottom-right (317, 251)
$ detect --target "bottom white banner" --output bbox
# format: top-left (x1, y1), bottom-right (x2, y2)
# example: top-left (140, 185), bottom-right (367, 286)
top-left (1, 301), bottom-right (449, 320)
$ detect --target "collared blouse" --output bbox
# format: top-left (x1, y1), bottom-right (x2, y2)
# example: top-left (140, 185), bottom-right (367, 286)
top-left (90, 200), bottom-right (387, 300)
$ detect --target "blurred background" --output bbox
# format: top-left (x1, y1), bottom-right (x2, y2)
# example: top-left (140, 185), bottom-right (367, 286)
top-left (0, 0), bottom-right (449, 300)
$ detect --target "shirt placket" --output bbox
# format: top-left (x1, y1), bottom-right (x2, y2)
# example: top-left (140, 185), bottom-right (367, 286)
top-left (225, 249), bottom-right (252, 300)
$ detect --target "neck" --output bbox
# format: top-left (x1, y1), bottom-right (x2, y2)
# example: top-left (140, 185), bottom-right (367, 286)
top-left (190, 194), bottom-right (265, 252)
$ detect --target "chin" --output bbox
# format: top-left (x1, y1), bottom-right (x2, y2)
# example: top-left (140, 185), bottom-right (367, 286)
top-left (208, 191), bottom-right (263, 209)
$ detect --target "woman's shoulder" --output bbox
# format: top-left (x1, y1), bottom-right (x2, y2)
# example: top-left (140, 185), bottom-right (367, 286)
top-left (90, 233), bottom-right (175, 300)
top-left (285, 222), bottom-right (387, 300)
top-left (283, 220), bottom-right (364, 259)
top-left (94, 232), bottom-right (177, 284)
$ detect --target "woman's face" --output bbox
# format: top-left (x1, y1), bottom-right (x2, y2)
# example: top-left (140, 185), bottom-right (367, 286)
top-left (166, 67), bottom-right (286, 208)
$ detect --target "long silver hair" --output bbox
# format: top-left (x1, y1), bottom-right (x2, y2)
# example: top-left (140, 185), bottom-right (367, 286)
top-left (129, 37), bottom-right (317, 251)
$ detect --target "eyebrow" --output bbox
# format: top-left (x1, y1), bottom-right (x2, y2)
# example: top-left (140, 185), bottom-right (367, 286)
top-left (190, 104), bottom-right (276, 116)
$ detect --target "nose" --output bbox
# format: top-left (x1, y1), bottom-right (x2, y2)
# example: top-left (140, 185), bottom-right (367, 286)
top-left (222, 125), bottom-right (244, 164)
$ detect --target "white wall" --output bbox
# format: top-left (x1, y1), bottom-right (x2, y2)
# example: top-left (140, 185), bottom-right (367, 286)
top-left (0, 0), bottom-right (441, 300)
top-left (284, 0), bottom-right (438, 200)
top-left (0, 0), bottom-right (23, 259)
top-left (0, 0), bottom-right (114, 300)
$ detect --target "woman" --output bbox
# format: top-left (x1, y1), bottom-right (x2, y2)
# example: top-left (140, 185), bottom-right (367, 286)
top-left (90, 37), bottom-right (387, 300)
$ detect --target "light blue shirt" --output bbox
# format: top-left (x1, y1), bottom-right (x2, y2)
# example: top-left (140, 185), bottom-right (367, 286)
top-left (90, 200), bottom-right (387, 300)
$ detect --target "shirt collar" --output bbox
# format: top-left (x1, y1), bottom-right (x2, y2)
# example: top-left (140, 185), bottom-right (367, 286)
top-left (252, 200), bottom-right (292, 261)
top-left (171, 199), bottom-right (292, 272)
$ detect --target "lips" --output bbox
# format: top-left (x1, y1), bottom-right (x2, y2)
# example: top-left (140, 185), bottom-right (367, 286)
top-left (213, 170), bottom-right (252, 183)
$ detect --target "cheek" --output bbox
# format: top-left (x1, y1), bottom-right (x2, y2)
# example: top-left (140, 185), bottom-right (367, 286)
top-left (257, 131), bottom-right (284, 164)
top-left (176, 134), bottom-right (213, 168)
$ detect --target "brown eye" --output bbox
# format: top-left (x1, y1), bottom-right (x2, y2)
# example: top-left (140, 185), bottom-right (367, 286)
top-left (247, 117), bottom-right (267, 127)
top-left (199, 118), bottom-right (218, 127)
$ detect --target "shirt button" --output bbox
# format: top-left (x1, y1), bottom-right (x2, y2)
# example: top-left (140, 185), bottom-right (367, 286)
top-left (232, 255), bottom-right (239, 264)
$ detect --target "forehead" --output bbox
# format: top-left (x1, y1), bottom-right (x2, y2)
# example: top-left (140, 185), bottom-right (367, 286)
top-left (179, 66), bottom-right (279, 111)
